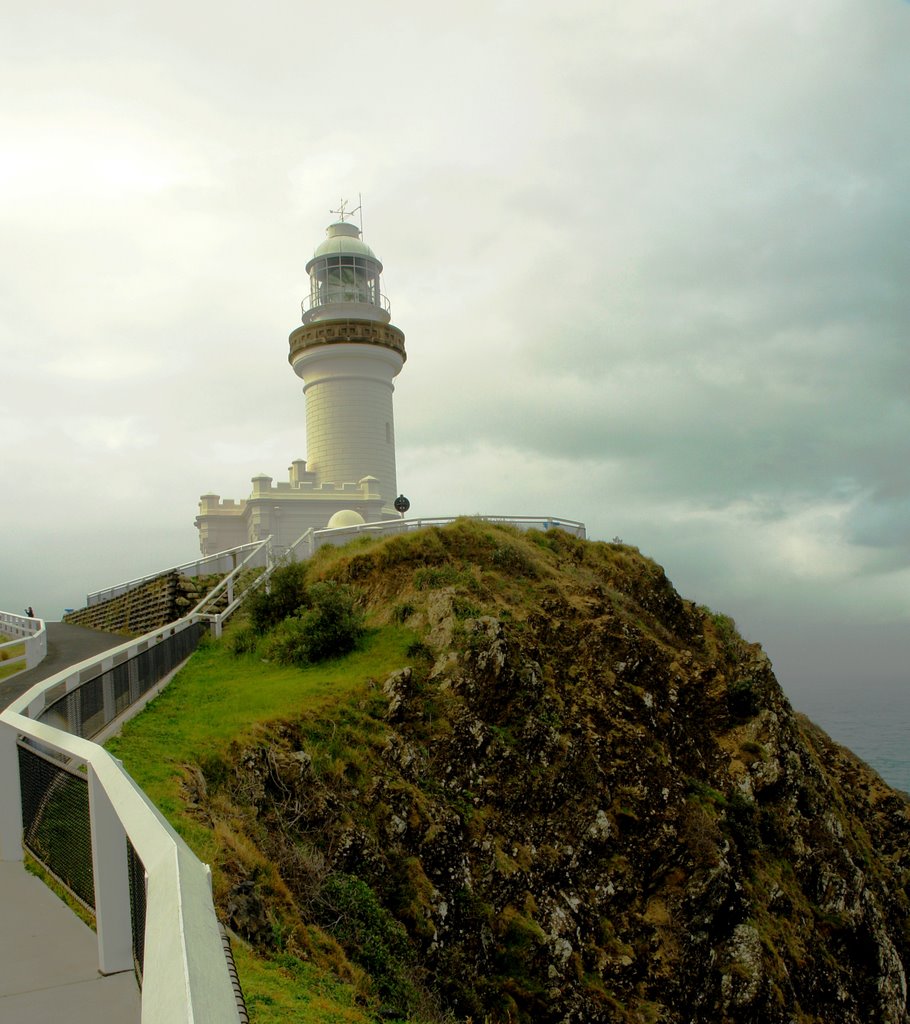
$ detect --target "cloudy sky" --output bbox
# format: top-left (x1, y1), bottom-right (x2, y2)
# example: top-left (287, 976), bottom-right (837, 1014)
top-left (2, 0), bottom-right (908, 715)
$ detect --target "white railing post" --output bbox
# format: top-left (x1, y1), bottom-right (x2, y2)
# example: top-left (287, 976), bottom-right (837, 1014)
top-left (0, 723), bottom-right (23, 862)
top-left (88, 764), bottom-right (134, 974)
top-left (26, 624), bottom-right (48, 669)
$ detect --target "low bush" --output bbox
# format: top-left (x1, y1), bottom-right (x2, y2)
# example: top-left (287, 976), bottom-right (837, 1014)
top-left (247, 561), bottom-right (310, 634)
top-left (392, 601), bottom-right (416, 624)
top-left (317, 872), bottom-right (417, 1013)
top-left (724, 793), bottom-right (760, 853)
top-left (262, 581), bottom-right (365, 667)
top-left (728, 677), bottom-right (759, 721)
top-left (405, 640), bottom-right (434, 661)
top-left (414, 566), bottom-right (464, 590)
top-left (228, 625), bottom-right (260, 656)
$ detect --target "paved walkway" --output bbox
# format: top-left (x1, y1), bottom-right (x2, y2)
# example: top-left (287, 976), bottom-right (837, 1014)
top-left (0, 621), bottom-right (126, 709)
top-left (1, 622), bottom-right (141, 1022)
top-left (0, 863), bottom-right (141, 1023)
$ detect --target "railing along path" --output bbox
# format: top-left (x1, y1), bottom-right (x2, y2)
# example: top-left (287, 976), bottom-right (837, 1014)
top-left (0, 611), bottom-right (47, 674)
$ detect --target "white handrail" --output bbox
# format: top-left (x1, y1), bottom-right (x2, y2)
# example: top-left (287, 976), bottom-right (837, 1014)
top-left (0, 619), bottom-right (241, 1023)
top-left (0, 711), bottom-right (239, 1022)
top-left (0, 611), bottom-right (47, 672)
top-left (310, 514), bottom-right (587, 548)
top-left (86, 541), bottom-right (266, 607)
top-left (190, 536), bottom-right (275, 638)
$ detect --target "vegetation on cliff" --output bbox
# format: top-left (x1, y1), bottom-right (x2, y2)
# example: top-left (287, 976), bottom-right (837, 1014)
top-left (107, 520), bottom-right (910, 1024)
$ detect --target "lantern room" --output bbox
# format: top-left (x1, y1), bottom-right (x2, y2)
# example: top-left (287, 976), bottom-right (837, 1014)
top-left (302, 221), bottom-right (391, 325)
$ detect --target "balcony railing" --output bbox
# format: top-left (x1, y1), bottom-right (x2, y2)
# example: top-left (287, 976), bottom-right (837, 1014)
top-left (301, 290), bottom-right (390, 318)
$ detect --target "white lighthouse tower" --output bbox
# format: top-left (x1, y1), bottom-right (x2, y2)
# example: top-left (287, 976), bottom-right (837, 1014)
top-left (194, 205), bottom-right (407, 555)
top-left (288, 210), bottom-right (406, 511)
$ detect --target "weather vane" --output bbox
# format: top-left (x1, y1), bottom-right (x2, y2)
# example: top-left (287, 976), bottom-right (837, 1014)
top-left (330, 195), bottom-right (364, 233)
top-left (330, 197), bottom-right (362, 223)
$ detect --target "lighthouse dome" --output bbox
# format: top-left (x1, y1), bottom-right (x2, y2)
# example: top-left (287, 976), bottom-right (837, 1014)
top-left (308, 221), bottom-right (382, 270)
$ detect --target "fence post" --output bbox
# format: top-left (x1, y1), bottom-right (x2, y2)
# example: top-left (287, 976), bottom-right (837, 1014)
top-left (0, 723), bottom-right (23, 862)
top-left (88, 765), bottom-right (134, 974)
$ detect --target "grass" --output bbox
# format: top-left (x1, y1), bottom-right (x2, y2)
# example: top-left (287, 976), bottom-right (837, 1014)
top-left (107, 624), bottom-right (415, 802)
top-left (0, 639), bottom-right (26, 679)
top-left (110, 633), bottom-right (411, 872)
top-left (232, 944), bottom-right (378, 1024)
top-left (0, 661), bottom-right (25, 680)
top-left (105, 621), bottom-right (422, 1023)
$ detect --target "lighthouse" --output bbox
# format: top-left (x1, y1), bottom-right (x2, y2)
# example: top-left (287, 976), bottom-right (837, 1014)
top-left (288, 213), bottom-right (406, 510)
top-left (194, 206), bottom-right (407, 556)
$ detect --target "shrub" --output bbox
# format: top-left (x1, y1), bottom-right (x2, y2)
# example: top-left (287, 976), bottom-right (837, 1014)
top-left (317, 872), bottom-right (417, 1011)
top-left (228, 624), bottom-right (260, 656)
top-left (303, 582), bottom-right (366, 659)
top-left (452, 596), bottom-right (481, 620)
top-left (392, 601), bottom-right (415, 624)
top-left (263, 581), bottom-right (365, 667)
top-left (405, 640), bottom-right (434, 661)
top-left (709, 610), bottom-right (742, 663)
top-left (247, 561), bottom-right (310, 634)
top-left (724, 793), bottom-right (760, 853)
top-left (728, 677), bottom-right (759, 721)
top-left (263, 618), bottom-right (312, 666)
top-left (491, 541), bottom-right (538, 578)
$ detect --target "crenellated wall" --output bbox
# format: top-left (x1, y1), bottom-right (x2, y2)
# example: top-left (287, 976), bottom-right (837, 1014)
top-left (195, 464), bottom-right (397, 556)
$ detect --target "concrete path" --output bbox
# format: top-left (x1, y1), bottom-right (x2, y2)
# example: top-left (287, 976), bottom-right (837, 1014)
top-left (0, 862), bottom-right (140, 1023)
top-left (1, 622), bottom-right (141, 1021)
top-left (0, 621), bottom-right (125, 709)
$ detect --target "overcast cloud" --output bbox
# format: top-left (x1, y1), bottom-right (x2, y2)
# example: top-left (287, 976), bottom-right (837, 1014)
top-left (2, 0), bottom-right (909, 710)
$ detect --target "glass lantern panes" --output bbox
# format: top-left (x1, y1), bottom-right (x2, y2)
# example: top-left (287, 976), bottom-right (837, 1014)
top-left (309, 256), bottom-right (381, 309)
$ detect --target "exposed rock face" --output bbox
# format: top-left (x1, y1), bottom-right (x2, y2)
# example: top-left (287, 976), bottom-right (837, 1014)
top-left (209, 525), bottom-right (910, 1024)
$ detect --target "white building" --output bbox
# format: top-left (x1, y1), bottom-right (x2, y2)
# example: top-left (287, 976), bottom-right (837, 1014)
top-left (195, 211), bottom-right (407, 556)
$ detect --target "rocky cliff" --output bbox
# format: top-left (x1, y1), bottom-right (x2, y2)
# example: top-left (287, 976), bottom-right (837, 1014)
top-left (193, 521), bottom-right (910, 1023)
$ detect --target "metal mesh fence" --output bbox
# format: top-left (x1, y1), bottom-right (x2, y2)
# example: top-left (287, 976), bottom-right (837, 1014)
top-left (37, 621), bottom-right (207, 739)
top-left (13, 617), bottom-right (241, 1001)
top-left (79, 674), bottom-right (105, 738)
top-left (111, 659), bottom-right (131, 717)
top-left (18, 743), bottom-right (95, 911)
top-left (127, 838), bottom-right (147, 980)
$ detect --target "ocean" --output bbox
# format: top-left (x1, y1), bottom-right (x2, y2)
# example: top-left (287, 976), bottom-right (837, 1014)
top-left (789, 684), bottom-right (910, 796)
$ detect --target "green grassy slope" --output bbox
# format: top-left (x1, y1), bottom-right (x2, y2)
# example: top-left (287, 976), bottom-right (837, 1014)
top-left (107, 622), bottom-right (423, 1023)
